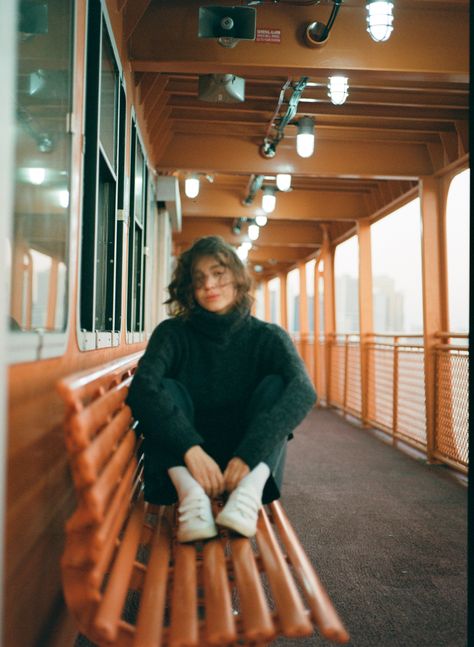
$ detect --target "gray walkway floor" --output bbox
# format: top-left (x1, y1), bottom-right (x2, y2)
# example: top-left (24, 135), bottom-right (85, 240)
top-left (274, 408), bottom-right (467, 647)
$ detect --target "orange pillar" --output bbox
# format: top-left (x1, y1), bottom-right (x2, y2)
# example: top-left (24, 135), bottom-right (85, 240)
top-left (357, 219), bottom-right (374, 426)
top-left (263, 279), bottom-right (271, 322)
top-left (313, 259), bottom-right (322, 398)
top-left (278, 272), bottom-right (288, 330)
top-left (320, 226), bottom-right (336, 402)
top-left (419, 176), bottom-right (448, 461)
top-left (298, 262), bottom-right (309, 371)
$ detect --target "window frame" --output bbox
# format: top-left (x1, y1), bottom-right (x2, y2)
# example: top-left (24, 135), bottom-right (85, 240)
top-left (77, 1), bottom-right (127, 351)
top-left (126, 115), bottom-right (150, 344)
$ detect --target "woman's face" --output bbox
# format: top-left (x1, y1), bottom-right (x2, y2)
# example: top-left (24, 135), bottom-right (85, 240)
top-left (192, 255), bottom-right (237, 315)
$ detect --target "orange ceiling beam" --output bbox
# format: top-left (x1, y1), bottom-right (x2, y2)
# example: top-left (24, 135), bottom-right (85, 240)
top-left (129, 3), bottom-right (468, 82)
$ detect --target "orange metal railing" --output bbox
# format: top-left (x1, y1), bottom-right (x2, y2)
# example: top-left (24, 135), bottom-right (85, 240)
top-left (433, 333), bottom-right (468, 471)
top-left (295, 331), bottom-right (468, 473)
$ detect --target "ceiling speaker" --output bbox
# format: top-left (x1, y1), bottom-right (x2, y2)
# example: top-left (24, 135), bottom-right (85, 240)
top-left (198, 6), bottom-right (256, 41)
top-left (198, 74), bottom-right (245, 103)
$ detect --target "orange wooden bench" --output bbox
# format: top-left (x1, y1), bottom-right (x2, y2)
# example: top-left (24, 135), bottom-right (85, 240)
top-left (57, 352), bottom-right (349, 647)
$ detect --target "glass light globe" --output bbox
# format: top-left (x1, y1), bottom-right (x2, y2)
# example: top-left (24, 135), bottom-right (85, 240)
top-left (276, 173), bottom-right (291, 191)
top-left (262, 190), bottom-right (276, 214)
top-left (184, 176), bottom-right (200, 198)
top-left (255, 214), bottom-right (268, 227)
top-left (237, 245), bottom-right (249, 261)
top-left (296, 133), bottom-right (314, 158)
top-left (248, 224), bottom-right (260, 241)
top-left (366, 1), bottom-right (394, 42)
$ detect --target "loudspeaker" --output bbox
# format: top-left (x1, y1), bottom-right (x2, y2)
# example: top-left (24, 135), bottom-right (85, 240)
top-left (198, 74), bottom-right (245, 103)
top-left (198, 6), bottom-right (256, 41)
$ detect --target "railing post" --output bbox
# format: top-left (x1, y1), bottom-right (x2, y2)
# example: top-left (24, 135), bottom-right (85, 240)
top-left (357, 219), bottom-right (374, 427)
top-left (343, 334), bottom-right (349, 413)
top-left (392, 336), bottom-right (399, 446)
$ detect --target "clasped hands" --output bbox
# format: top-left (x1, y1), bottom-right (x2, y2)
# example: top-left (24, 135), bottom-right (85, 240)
top-left (184, 445), bottom-right (249, 497)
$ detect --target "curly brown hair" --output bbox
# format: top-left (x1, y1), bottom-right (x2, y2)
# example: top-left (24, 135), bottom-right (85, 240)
top-left (165, 236), bottom-right (253, 317)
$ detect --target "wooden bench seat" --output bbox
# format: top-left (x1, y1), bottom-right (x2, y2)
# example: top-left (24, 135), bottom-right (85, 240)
top-left (57, 352), bottom-right (349, 647)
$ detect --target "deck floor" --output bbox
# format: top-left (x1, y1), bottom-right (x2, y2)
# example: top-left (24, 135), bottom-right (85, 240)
top-left (274, 407), bottom-right (467, 647)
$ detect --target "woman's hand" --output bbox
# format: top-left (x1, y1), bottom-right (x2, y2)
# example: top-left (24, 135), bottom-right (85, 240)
top-left (223, 457), bottom-right (250, 492)
top-left (184, 446), bottom-right (225, 497)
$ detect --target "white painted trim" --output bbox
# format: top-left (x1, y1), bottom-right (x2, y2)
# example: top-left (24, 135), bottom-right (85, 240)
top-left (0, 0), bottom-right (17, 636)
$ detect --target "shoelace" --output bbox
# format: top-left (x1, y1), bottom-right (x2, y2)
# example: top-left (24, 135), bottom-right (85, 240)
top-left (230, 488), bottom-right (260, 518)
top-left (178, 494), bottom-right (210, 522)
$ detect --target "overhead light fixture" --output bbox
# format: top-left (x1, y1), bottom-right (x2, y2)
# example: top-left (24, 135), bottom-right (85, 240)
top-left (58, 189), bottom-right (70, 209)
top-left (241, 241), bottom-right (252, 251)
top-left (237, 245), bottom-right (249, 261)
top-left (276, 173), bottom-right (291, 192)
top-left (27, 167), bottom-right (46, 185)
top-left (296, 116), bottom-right (315, 158)
top-left (328, 76), bottom-right (349, 105)
top-left (255, 214), bottom-right (268, 227)
top-left (261, 186), bottom-right (276, 213)
top-left (366, 1), bottom-right (394, 42)
top-left (184, 175), bottom-right (200, 199)
top-left (248, 223), bottom-right (260, 241)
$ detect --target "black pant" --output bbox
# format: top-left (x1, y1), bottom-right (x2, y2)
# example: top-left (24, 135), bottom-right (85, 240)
top-left (141, 375), bottom-right (287, 504)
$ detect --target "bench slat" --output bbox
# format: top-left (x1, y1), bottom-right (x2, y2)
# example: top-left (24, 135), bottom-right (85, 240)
top-left (168, 542), bottom-right (199, 647)
top-left (269, 501), bottom-right (350, 644)
top-left (231, 538), bottom-right (276, 643)
top-left (74, 406), bottom-right (132, 487)
top-left (94, 496), bottom-right (147, 642)
top-left (57, 352), bottom-right (142, 406)
top-left (68, 381), bottom-right (131, 453)
top-left (83, 430), bottom-right (137, 522)
top-left (133, 508), bottom-right (172, 647)
top-left (256, 509), bottom-right (313, 638)
top-left (203, 539), bottom-right (237, 645)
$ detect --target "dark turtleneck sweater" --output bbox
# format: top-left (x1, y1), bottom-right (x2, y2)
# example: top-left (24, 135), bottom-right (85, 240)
top-left (126, 306), bottom-right (317, 469)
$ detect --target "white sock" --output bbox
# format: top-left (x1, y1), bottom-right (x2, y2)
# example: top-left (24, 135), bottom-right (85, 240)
top-left (238, 462), bottom-right (271, 500)
top-left (168, 466), bottom-right (203, 501)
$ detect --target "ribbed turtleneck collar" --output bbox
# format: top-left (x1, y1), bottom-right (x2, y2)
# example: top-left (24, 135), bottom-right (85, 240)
top-left (186, 305), bottom-right (250, 341)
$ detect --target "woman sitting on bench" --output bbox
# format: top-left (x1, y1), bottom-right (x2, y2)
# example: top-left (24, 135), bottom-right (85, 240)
top-left (126, 236), bottom-right (316, 542)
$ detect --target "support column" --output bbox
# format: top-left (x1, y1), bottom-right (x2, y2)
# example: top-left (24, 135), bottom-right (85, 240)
top-left (298, 262), bottom-right (310, 372)
top-left (419, 176), bottom-right (448, 461)
top-left (357, 219), bottom-right (374, 425)
top-left (278, 272), bottom-right (288, 330)
top-left (320, 226), bottom-right (336, 403)
top-left (313, 259), bottom-right (322, 398)
top-left (263, 279), bottom-right (271, 322)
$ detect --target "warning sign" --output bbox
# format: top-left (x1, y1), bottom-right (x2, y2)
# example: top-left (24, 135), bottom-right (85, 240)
top-left (255, 28), bottom-right (281, 43)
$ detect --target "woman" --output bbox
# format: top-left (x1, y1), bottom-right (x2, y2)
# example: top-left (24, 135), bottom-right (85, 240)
top-left (126, 236), bottom-right (316, 542)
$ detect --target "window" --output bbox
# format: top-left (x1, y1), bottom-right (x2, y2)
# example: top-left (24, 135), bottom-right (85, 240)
top-left (445, 169), bottom-right (469, 332)
top-left (286, 269), bottom-right (300, 333)
top-left (335, 236), bottom-right (359, 333)
top-left (127, 119), bottom-right (148, 339)
top-left (80, 7), bottom-right (126, 349)
top-left (371, 200), bottom-right (423, 334)
top-left (8, 0), bottom-right (74, 361)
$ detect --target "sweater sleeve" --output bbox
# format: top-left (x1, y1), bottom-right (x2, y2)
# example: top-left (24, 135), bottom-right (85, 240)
top-left (126, 319), bottom-right (204, 457)
top-left (234, 324), bottom-right (317, 469)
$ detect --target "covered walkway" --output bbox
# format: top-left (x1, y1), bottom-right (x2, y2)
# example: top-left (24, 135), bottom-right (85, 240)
top-left (276, 408), bottom-right (467, 647)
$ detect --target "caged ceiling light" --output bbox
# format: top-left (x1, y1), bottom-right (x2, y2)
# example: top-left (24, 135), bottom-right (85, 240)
top-left (366, 1), bottom-right (394, 42)
top-left (328, 75), bottom-right (349, 105)
top-left (296, 116), bottom-right (315, 158)
top-left (184, 175), bottom-right (200, 199)
top-left (255, 213), bottom-right (268, 227)
top-left (276, 173), bottom-right (291, 192)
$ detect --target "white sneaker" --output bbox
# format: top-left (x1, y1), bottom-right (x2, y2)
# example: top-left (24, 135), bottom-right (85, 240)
top-left (177, 490), bottom-right (218, 543)
top-left (215, 486), bottom-right (261, 537)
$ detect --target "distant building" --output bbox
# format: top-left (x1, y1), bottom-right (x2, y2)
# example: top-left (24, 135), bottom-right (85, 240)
top-left (336, 274), bottom-right (359, 333)
top-left (373, 275), bottom-right (404, 332)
